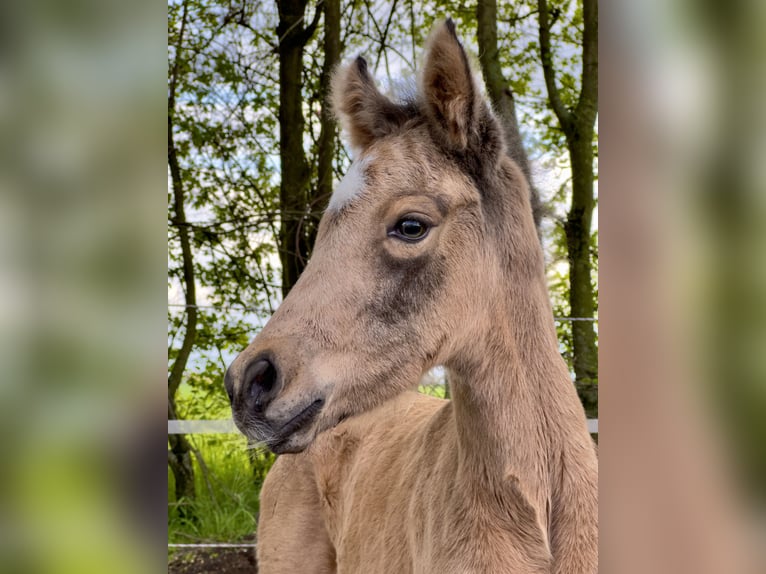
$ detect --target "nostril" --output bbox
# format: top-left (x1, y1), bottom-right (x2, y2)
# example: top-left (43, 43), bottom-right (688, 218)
top-left (251, 359), bottom-right (277, 391)
top-left (246, 358), bottom-right (279, 407)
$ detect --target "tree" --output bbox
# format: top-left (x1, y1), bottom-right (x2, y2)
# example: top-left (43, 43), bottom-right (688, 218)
top-left (167, 0), bottom-right (285, 510)
top-left (309, 0), bottom-right (341, 251)
top-left (168, 0), bottom-right (197, 510)
top-left (476, 0), bottom-right (543, 232)
top-left (276, 0), bottom-right (323, 296)
top-left (537, 0), bottom-right (598, 415)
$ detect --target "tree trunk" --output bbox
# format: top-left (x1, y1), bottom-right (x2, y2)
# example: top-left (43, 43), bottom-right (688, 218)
top-left (566, 125), bottom-right (598, 417)
top-left (168, 126), bottom-right (197, 507)
top-left (476, 0), bottom-right (543, 233)
top-left (308, 0), bottom-right (341, 251)
top-left (276, 0), bottom-right (322, 296)
top-left (538, 0), bottom-right (598, 416)
top-left (168, 0), bottom-right (197, 510)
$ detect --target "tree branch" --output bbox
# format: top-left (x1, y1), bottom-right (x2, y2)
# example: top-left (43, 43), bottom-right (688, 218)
top-left (575, 0), bottom-right (598, 124)
top-left (168, 0), bottom-right (197, 400)
top-left (316, 0), bottom-right (340, 214)
top-left (374, 0), bottom-right (399, 72)
top-left (298, 0), bottom-right (325, 45)
top-left (537, 0), bottom-right (573, 129)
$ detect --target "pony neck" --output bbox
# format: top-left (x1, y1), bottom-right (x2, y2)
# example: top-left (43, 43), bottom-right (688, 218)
top-left (446, 246), bottom-right (583, 513)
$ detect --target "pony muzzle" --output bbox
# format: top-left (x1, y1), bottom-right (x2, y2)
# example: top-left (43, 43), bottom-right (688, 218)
top-left (226, 348), bottom-right (328, 453)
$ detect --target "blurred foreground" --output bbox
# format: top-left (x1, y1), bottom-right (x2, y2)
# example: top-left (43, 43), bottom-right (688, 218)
top-left (599, 1), bottom-right (766, 571)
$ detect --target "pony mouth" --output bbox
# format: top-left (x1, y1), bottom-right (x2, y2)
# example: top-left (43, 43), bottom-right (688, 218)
top-left (268, 399), bottom-right (324, 453)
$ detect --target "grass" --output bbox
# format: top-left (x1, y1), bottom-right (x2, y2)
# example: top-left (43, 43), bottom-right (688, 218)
top-left (418, 382), bottom-right (448, 399)
top-left (168, 433), bottom-right (274, 559)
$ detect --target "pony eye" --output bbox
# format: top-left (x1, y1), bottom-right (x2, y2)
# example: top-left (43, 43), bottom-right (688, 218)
top-left (392, 218), bottom-right (429, 241)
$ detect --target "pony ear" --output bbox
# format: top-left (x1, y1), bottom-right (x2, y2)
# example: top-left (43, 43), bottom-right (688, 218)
top-left (331, 57), bottom-right (408, 153)
top-left (420, 19), bottom-right (483, 151)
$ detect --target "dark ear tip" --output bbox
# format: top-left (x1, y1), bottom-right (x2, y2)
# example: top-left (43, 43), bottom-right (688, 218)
top-left (445, 18), bottom-right (457, 36)
top-left (355, 56), bottom-right (368, 73)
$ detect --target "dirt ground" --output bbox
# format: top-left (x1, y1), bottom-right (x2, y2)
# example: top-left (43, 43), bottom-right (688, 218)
top-left (168, 538), bottom-right (257, 574)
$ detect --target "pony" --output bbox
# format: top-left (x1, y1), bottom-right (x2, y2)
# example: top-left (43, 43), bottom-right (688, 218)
top-left (225, 20), bottom-right (597, 573)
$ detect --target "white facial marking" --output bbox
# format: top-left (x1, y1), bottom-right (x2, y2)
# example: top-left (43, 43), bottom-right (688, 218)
top-left (328, 154), bottom-right (373, 212)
